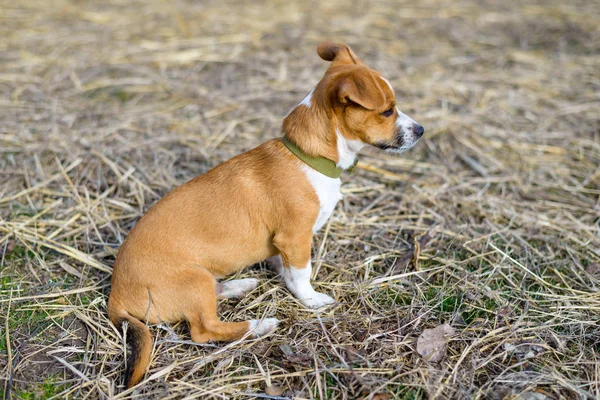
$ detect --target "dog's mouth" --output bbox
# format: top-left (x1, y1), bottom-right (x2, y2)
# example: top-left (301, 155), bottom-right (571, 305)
top-left (374, 131), bottom-right (422, 153)
top-left (374, 133), bottom-right (405, 151)
top-left (374, 142), bottom-right (400, 151)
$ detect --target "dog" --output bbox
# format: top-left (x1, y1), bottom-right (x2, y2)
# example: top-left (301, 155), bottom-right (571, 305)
top-left (108, 42), bottom-right (424, 388)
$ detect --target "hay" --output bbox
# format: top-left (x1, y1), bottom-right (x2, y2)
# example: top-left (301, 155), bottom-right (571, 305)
top-left (1, 0), bottom-right (599, 398)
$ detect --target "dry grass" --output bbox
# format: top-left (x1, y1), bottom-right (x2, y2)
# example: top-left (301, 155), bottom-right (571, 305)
top-left (1, 0), bottom-right (599, 398)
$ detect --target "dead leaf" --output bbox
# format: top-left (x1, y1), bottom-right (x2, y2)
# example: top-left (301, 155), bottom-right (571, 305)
top-left (518, 392), bottom-right (550, 400)
top-left (487, 388), bottom-right (550, 400)
top-left (279, 345), bottom-right (311, 367)
top-left (279, 344), bottom-right (294, 357)
top-left (284, 353), bottom-right (312, 365)
top-left (585, 263), bottom-right (600, 278)
top-left (5, 241), bottom-right (16, 255)
top-left (372, 393), bottom-right (391, 400)
top-left (342, 345), bottom-right (364, 362)
top-left (503, 342), bottom-right (544, 360)
top-left (392, 230), bottom-right (433, 273)
top-left (416, 324), bottom-right (455, 362)
top-left (58, 261), bottom-right (84, 279)
top-left (497, 304), bottom-right (512, 317)
top-left (265, 384), bottom-right (284, 396)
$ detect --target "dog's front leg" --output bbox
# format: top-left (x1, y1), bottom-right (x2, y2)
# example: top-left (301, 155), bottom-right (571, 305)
top-left (274, 230), bottom-right (335, 308)
top-left (283, 260), bottom-right (335, 308)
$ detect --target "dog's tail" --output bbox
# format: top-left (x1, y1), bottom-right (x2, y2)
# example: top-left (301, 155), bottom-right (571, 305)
top-left (108, 304), bottom-right (152, 388)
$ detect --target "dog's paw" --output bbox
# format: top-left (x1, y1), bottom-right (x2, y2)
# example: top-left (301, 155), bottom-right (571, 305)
top-left (218, 278), bottom-right (260, 299)
top-left (249, 318), bottom-right (280, 337)
top-left (300, 291), bottom-right (335, 309)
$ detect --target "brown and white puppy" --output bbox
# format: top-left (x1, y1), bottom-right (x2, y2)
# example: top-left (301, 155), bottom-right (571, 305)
top-left (108, 42), bottom-right (424, 388)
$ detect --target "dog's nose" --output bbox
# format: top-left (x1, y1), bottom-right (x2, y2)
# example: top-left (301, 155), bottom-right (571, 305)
top-left (413, 124), bottom-right (424, 138)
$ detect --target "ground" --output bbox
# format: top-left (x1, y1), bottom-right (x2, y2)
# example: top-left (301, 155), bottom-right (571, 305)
top-left (1, 0), bottom-right (599, 399)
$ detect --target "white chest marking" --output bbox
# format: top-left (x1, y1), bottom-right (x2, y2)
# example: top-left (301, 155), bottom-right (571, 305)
top-left (300, 165), bottom-right (343, 233)
top-left (336, 130), bottom-right (365, 169)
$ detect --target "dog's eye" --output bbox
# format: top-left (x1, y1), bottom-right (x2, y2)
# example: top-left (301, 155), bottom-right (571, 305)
top-left (382, 108), bottom-right (394, 117)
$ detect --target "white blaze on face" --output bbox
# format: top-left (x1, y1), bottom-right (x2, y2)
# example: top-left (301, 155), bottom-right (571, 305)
top-left (394, 107), bottom-right (421, 152)
top-left (379, 76), bottom-right (422, 153)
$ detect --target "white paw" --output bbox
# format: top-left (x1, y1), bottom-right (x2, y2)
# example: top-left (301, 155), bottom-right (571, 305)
top-left (299, 291), bottom-right (335, 309)
top-left (233, 278), bottom-right (260, 292)
top-left (218, 278), bottom-right (260, 299)
top-left (249, 318), bottom-right (280, 337)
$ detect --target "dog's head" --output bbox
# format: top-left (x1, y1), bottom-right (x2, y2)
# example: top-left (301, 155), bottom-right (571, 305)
top-left (283, 42), bottom-right (424, 167)
top-left (317, 42), bottom-right (424, 156)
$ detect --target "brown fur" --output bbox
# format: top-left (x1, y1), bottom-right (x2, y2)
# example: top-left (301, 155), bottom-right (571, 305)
top-left (108, 42), bottom-right (406, 388)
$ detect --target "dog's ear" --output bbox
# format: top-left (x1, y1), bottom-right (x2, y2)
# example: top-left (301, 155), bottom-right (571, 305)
top-left (317, 42), bottom-right (361, 65)
top-left (336, 73), bottom-right (386, 111)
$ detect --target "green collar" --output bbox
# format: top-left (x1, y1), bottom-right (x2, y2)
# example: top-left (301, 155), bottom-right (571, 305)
top-left (281, 136), bottom-right (357, 179)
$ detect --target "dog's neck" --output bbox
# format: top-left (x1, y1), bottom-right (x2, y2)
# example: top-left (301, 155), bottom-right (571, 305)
top-left (282, 91), bottom-right (362, 171)
top-left (335, 130), bottom-right (364, 169)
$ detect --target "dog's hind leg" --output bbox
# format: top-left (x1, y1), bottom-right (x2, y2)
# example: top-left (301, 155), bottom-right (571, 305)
top-left (179, 268), bottom-right (278, 343)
